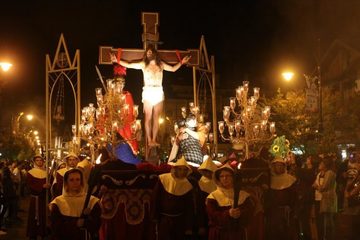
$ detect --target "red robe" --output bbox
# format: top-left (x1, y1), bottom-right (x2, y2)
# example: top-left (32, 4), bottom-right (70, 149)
top-left (206, 191), bottom-right (254, 240)
top-left (26, 169), bottom-right (48, 238)
top-left (118, 91), bottom-right (138, 154)
top-left (152, 175), bottom-right (195, 240)
top-left (265, 180), bottom-right (298, 240)
top-left (50, 202), bottom-right (101, 240)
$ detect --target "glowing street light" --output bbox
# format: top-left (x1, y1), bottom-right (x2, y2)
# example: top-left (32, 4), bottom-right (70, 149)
top-left (26, 114), bottom-right (34, 121)
top-left (13, 112), bottom-right (34, 134)
top-left (0, 62), bottom-right (12, 72)
top-left (282, 71), bottom-right (294, 81)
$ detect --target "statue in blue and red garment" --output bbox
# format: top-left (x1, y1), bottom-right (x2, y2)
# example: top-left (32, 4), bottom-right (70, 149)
top-left (113, 53), bottom-right (139, 159)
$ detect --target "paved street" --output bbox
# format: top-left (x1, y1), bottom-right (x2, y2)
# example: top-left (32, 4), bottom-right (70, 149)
top-left (1, 196), bottom-right (28, 240)
top-left (0, 195), bottom-right (50, 240)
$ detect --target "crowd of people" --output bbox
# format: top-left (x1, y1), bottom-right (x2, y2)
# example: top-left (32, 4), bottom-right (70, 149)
top-left (0, 146), bottom-right (360, 240)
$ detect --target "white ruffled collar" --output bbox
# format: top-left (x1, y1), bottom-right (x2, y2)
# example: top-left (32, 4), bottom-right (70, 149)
top-left (270, 173), bottom-right (296, 190)
top-left (207, 187), bottom-right (250, 207)
top-left (198, 176), bottom-right (217, 194)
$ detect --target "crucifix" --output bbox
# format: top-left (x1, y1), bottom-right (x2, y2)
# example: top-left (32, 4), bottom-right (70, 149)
top-left (99, 12), bottom-right (199, 161)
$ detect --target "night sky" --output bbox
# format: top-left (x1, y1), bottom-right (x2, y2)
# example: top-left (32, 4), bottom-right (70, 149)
top-left (1, 0), bottom-right (359, 133)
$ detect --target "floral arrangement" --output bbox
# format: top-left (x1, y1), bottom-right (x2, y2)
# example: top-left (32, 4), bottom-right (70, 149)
top-left (269, 135), bottom-right (290, 158)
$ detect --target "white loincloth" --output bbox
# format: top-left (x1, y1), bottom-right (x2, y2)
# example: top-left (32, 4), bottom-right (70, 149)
top-left (142, 86), bottom-right (164, 106)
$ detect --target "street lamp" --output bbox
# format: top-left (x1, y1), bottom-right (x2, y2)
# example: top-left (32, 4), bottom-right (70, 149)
top-left (282, 71), bottom-right (294, 81)
top-left (282, 68), bottom-right (323, 134)
top-left (13, 112), bottom-right (34, 134)
top-left (26, 114), bottom-right (34, 121)
top-left (0, 62), bottom-right (13, 72)
top-left (0, 62), bottom-right (13, 117)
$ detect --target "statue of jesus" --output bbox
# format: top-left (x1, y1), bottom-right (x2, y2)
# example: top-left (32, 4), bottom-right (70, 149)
top-left (111, 44), bottom-right (191, 148)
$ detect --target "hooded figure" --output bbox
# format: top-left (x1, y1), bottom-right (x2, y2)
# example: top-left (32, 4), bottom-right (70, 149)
top-left (26, 155), bottom-right (51, 239)
top-left (152, 156), bottom-right (195, 240)
top-left (206, 163), bottom-right (255, 240)
top-left (195, 156), bottom-right (218, 239)
top-left (49, 168), bottom-right (101, 240)
top-left (264, 156), bottom-right (298, 240)
top-left (198, 156), bottom-right (218, 194)
top-left (51, 153), bottom-right (80, 199)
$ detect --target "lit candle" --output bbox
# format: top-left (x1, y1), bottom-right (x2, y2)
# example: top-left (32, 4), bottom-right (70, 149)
top-left (123, 104), bottom-right (129, 115)
top-left (72, 125), bottom-right (76, 134)
top-left (230, 97), bottom-right (236, 109)
top-left (208, 133), bottom-right (214, 142)
top-left (236, 86), bottom-right (244, 100)
top-left (253, 87), bottom-right (260, 100)
top-left (198, 114), bottom-right (204, 123)
top-left (133, 105), bottom-right (139, 118)
top-left (243, 81), bottom-right (249, 93)
top-left (253, 124), bottom-right (260, 137)
top-left (223, 106), bottom-right (230, 121)
top-left (235, 120), bottom-right (241, 133)
top-left (181, 106), bottom-right (187, 118)
top-left (95, 88), bottom-right (102, 96)
top-left (205, 122), bottom-right (212, 132)
top-left (229, 123), bottom-right (235, 136)
top-left (261, 120), bottom-right (267, 131)
top-left (136, 120), bottom-right (142, 130)
top-left (174, 123), bottom-right (179, 134)
top-left (131, 122), bottom-right (137, 134)
top-left (269, 122), bottom-right (276, 134)
top-left (218, 121), bottom-right (225, 134)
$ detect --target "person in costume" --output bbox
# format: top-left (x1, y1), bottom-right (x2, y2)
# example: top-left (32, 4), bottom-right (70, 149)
top-left (152, 156), bottom-right (195, 240)
top-left (264, 156), bottom-right (298, 240)
top-left (77, 156), bottom-right (91, 180)
top-left (110, 44), bottom-right (191, 148)
top-left (49, 168), bottom-right (101, 240)
top-left (51, 153), bottom-right (80, 199)
top-left (241, 152), bottom-right (270, 240)
top-left (26, 155), bottom-right (51, 240)
top-left (206, 163), bottom-right (255, 240)
top-left (195, 156), bottom-right (218, 239)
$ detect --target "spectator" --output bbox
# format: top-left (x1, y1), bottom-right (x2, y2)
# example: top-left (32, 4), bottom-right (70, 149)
top-left (1, 165), bottom-right (17, 226)
top-left (313, 156), bottom-right (337, 240)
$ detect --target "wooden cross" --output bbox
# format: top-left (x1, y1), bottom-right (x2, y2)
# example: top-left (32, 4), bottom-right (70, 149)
top-left (99, 12), bottom-right (199, 66)
top-left (98, 12), bottom-right (199, 162)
